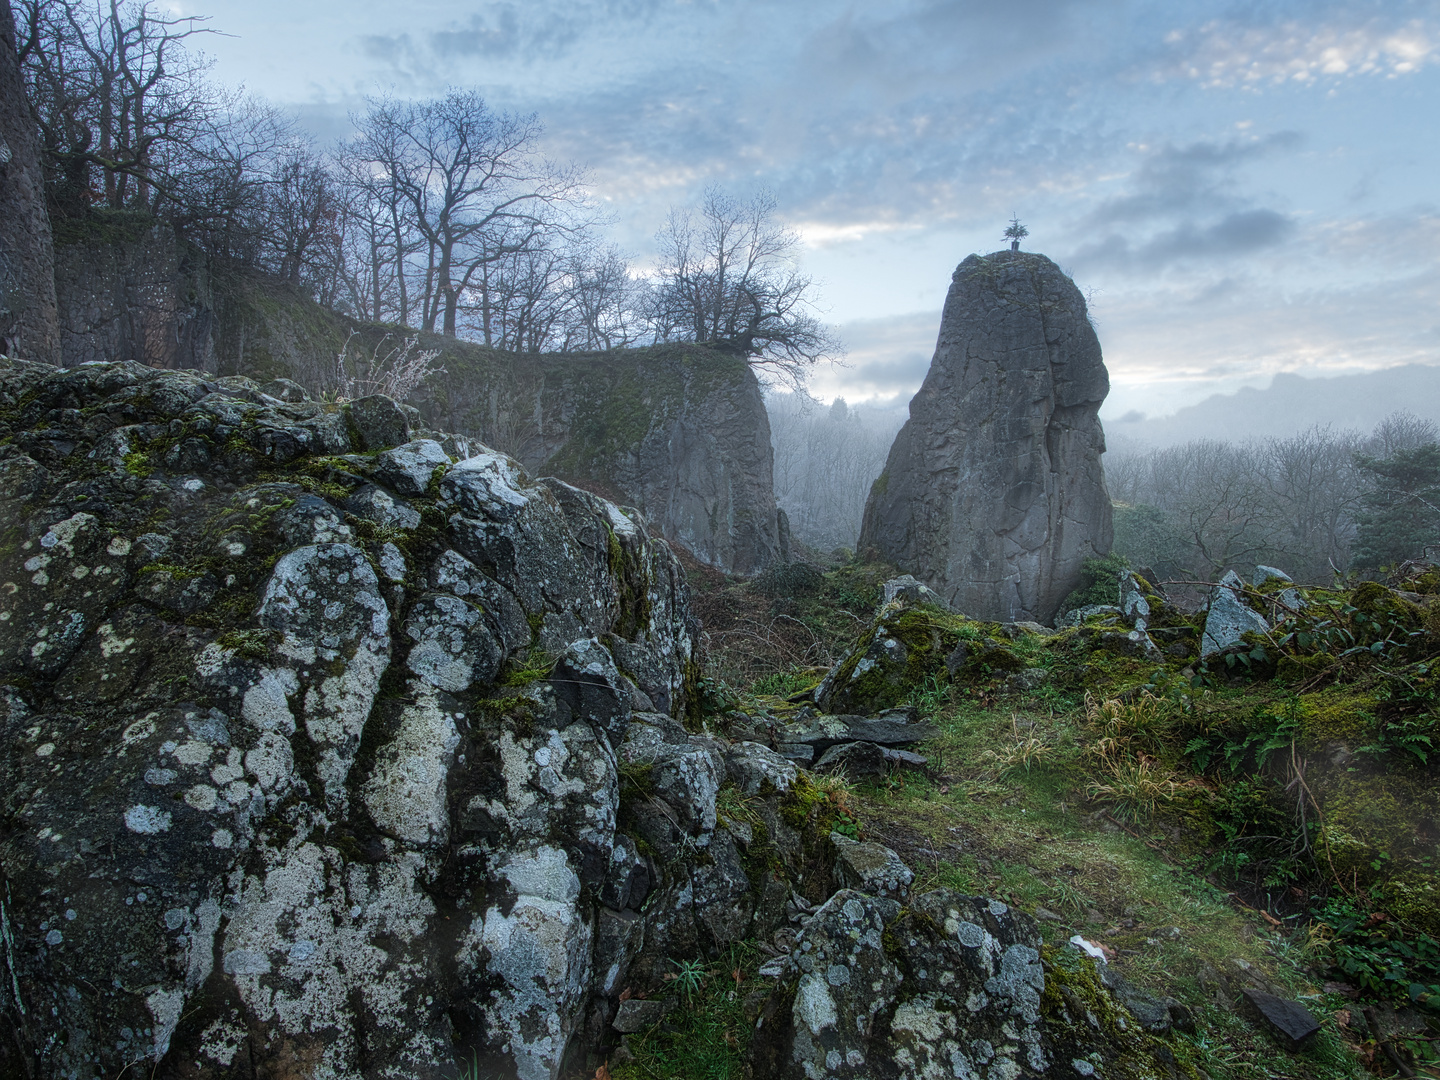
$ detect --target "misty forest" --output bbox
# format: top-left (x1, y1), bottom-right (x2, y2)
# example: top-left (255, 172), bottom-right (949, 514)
top-left (2, 2), bottom-right (1440, 1080)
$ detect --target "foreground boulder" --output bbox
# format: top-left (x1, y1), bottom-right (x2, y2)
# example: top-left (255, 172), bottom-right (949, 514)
top-left (0, 359), bottom-right (701, 1080)
top-left (750, 889), bottom-right (1191, 1079)
top-left (858, 251), bottom-right (1113, 624)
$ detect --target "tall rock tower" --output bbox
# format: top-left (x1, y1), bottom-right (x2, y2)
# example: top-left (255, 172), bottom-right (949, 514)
top-left (858, 250), bottom-right (1112, 623)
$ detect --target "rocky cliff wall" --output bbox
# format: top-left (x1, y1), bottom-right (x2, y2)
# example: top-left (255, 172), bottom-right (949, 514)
top-left (415, 342), bottom-right (783, 577)
top-left (52, 219), bottom-right (351, 380)
top-left (858, 251), bottom-right (1113, 623)
top-left (50, 228), bottom-right (781, 576)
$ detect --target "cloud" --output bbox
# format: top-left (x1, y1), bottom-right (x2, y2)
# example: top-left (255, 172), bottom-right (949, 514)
top-left (1075, 208), bottom-right (1296, 270)
top-left (1159, 12), bottom-right (1439, 89)
top-left (1065, 131), bottom-right (1303, 274)
top-left (804, 311), bottom-right (942, 405)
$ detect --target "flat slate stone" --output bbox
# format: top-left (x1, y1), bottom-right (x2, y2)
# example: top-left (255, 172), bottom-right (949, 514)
top-left (612, 998), bottom-right (668, 1033)
top-left (1241, 988), bottom-right (1320, 1049)
top-left (814, 740), bottom-right (887, 778)
top-left (778, 714), bottom-right (935, 753)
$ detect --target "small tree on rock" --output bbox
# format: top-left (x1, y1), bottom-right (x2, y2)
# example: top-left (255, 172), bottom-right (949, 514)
top-left (1003, 215), bottom-right (1029, 251)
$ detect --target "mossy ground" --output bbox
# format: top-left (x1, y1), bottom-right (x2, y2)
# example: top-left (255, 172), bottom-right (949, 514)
top-left (608, 559), bottom-right (1440, 1080)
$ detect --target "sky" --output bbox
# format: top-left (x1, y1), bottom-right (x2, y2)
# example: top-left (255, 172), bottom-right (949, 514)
top-left (190, 0), bottom-right (1440, 421)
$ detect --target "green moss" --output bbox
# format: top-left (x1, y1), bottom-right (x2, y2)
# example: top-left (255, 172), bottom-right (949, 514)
top-left (214, 628), bottom-right (273, 660)
top-left (123, 450), bottom-right (154, 478)
top-left (1297, 688), bottom-right (1376, 741)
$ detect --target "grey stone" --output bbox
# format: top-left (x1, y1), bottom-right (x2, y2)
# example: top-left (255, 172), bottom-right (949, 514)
top-left (1241, 988), bottom-right (1321, 1049)
top-left (1117, 571), bottom-right (1161, 657)
top-left (372, 438), bottom-right (451, 495)
top-left (774, 743), bottom-right (815, 764)
top-left (260, 378), bottom-right (311, 403)
top-left (830, 834), bottom-right (914, 900)
top-left (1100, 964), bottom-right (1172, 1034)
top-left (778, 715), bottom-right (935, 754)
top-left (858, 251), bottom-right (1113, 623)
top-left (551, 638), bottom-right (632, 743)
top-left (813, 740), bottom-right (887, 778)
top-left (725, 741), bottom-right (798, 796)
top-left (1201, 570), bottom-right (1271, 657)
top-left (346, 484), bottom-right (422, 530)
top-left (1252, 565), bottom-right (1292, 587)
top-left (1056, 604), bottom-right (1122, 628)
top-left (348, 395), bottom-right (412, 450)
top-left (1254, 565), bottom-right (1305, 614)
top-left (880, 574), bottom-right (950, 611)
top-left (783, 891), bottom-right (904, 1080)
top-left (612, 998), bottom-right (668, 1034)
top-left (404, 592), bottom-right (503, 693)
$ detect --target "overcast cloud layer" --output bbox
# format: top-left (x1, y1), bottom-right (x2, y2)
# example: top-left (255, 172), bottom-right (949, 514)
top-left (199, 0), bottom-right (1440, 420)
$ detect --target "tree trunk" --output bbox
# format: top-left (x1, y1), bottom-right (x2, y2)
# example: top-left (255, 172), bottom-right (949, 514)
top-left (0, 0), bottom-right (58, 363)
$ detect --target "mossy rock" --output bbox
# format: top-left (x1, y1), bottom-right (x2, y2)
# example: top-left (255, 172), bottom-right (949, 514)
top-left (816, 599), bottom-right (1013, 713)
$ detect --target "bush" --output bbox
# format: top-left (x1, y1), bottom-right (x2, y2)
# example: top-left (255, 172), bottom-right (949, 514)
top-left (1058, 552), bottom-right (1131, 615)
top-left (754, 561), bottom-right (824, 598)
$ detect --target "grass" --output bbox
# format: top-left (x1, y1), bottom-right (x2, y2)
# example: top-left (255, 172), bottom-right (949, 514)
top-left (614, 561), bottom-right (1440, 1080)
top-left (848, 693), bottom-right (1371, 1080)
top-left (609, 944), bottom-right (764, 1080)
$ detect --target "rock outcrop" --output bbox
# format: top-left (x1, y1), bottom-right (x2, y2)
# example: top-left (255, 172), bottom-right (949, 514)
top-left (858, 251), bottom-right (1113, 624)
top-left (0, 358), bottom-right (704, 1080)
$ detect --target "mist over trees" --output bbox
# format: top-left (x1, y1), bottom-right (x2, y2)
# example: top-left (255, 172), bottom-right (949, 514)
top-left (1105, 412), bottom-right (1440, 585)
top-left (768, 393), bottom-right (903, 553)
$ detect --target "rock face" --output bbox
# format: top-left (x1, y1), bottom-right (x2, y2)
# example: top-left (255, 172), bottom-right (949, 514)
top-left (417, 343), bottom-right (784, 576)
top-left (0, 359), bottom-right (702, 1080)
top-left (750, 889), bottom-right (1186, 1080)
top-left (858, 251), bottom-right (1113, 623)
top-left (0, 0), bottom-right (60, 363)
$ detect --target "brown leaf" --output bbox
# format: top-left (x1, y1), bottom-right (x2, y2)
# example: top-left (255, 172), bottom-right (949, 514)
top-left (594, 1065), bottom-right (612, 1080)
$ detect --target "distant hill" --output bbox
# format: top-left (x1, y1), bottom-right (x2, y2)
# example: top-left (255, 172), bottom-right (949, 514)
top-left (1105, 365), bottom-right (1440, 447)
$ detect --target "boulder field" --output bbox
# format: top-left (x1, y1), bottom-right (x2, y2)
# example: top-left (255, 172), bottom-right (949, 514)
top-left (0, 359), bottom-right (1185, 1080)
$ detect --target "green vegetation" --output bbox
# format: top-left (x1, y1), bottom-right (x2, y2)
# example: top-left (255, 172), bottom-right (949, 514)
top-left (614, 557), bottom-right (1440, 1080)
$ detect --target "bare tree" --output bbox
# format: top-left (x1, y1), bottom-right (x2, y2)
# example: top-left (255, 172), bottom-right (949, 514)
top-left (651, 186), bottom-right (842, 387)
top-left (18, 0), bottom-right (220, 213)
top-left (343, 91), bottom-right (590, 339)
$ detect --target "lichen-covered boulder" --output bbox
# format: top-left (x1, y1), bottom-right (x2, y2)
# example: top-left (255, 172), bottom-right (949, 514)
top-left (0, 359), bottom-right (700, 1080)
top-left (1201, 570), bottom-right (1271, 657)
top-left (830, 833), bottom-right (914, 899)
top-left (813, 585), bottom-right (1033, 714)
top-left (751, 889), bottom-right (1196, 1080)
